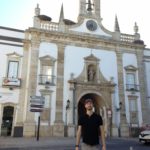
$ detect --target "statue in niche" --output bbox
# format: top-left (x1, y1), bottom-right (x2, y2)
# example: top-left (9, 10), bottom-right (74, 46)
top-left (88, 66), bottom-right (95, 81)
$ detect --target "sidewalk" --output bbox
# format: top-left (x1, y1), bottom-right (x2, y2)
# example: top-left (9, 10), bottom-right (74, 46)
top-left (0, 137), bottom-right (75, 149)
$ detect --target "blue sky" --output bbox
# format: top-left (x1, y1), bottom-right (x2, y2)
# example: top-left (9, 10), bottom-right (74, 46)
top-left (0, 0), bottom-right (149, 48)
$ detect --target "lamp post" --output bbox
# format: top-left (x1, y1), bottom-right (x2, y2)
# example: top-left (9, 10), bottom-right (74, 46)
top-left (116, 102), bottom-right (122, 137)
top-left (66, 99), bottom-right (70, 124)
top-left (65, 99), bottom-right (70, 137)
top-left (107, 108), bottom-right (112, 137)
top-left (68, 73), bottom-right (76, 136)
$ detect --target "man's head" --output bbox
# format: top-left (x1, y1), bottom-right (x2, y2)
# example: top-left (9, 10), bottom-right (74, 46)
top-left (84, 98), bottom-right (94, 111)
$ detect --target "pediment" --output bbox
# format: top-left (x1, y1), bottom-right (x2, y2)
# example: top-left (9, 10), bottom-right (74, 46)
top-left (124, 65), bottom-right (138, 71)
top-left (69, 19), bottom-right (112, 38)
top-left (39, 55), bottom-right (56, 62)
top-left (84, 54), bottom-right (100, 61)
top-left (73, 54), bottom-right (110, 84)
top-left (7, 52), bottom-right (22, 58)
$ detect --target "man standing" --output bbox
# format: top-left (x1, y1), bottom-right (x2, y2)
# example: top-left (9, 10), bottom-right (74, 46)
top-left (75, 98), bottom-right (106, 150)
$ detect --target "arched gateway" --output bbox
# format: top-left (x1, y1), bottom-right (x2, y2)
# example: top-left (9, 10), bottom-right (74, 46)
top-left (78, 92), bottom-right (108, 135)
top-left (68, 54), bottom-right (115, 136)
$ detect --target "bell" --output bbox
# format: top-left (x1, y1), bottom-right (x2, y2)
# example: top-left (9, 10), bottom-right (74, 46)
top-left (87, 0), bottom-right (93, 11)
top-left (87, 4), bottom-right (92, 11)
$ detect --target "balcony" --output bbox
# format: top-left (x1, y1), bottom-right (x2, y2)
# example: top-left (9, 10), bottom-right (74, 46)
top-left (38, 74), bottom-right (56, 86)
top-left (126, 84), bottom-right (140, 91)
top-left (2, 77), bottom-right (21, 87)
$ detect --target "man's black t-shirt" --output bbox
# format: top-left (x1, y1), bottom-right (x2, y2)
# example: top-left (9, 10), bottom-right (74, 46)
top-left (78, 113), bottom-right (103, 145)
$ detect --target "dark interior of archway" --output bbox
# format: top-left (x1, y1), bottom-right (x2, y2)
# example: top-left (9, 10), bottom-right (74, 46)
top-left (1, 106), bottom-right (14, 136)
top-left (78, 93), bottom-right (101, 119)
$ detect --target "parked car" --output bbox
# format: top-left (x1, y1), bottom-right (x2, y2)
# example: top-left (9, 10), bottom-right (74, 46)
top-left (139, 124), bottom-right (150, 143)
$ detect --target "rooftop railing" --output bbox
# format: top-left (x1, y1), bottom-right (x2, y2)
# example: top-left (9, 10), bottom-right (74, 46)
top-left (40, 21), bottom-right (59, 31)
top-left (120, 33), bottom-right (135, 43)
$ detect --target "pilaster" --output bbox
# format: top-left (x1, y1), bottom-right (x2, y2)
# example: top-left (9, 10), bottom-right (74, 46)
top-left (116, 48), bottom-right (129, 137)
top-left (111, 89), bottom-right (119, 137)
top-left (24, 38), bottom-right (40, 137)
top-left (94, 0), bottom-right (101, 19)
top-left (14, 41), bottom-right (31, 137)
top-left (0, 105), bottom-right (2, 135)
top-left (79, 0), bottom-right (87, 16)
top-left (136, 50), bottom-right (150, 123)
top-left (53, 43), bottom-right (66, 137)
top-left (67, 82), bottom-right (76, 137)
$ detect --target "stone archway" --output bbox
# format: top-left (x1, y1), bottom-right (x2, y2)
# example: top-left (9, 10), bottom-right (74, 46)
top-left (77, 92), bottom-right (109, 136)
top-left (77, 93), bottom-right (104, 118)
top-left (68, 53), bottom-right (116, 137)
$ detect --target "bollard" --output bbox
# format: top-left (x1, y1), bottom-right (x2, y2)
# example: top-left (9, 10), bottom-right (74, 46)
top-left (129, 146), bottom-right (133, 150)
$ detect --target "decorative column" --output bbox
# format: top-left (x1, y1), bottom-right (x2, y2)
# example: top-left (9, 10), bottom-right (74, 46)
top-left (84, 64), bottom-right (88, 82)
top-left (13, 38), bottom-right (31, 137)
top-left (79, 0), bottom-right (86, 15)
top-left (0, 105), bottom-right (2, 135)
top-left (94, 0), bottom-right (101, 19)
top-left (116, 48), bottom-right (129, 137)
top-left (15, 31), bottom-right (40, 137)
top-left (68, 78), bottom-right (76, 137)
top-left (78, 0), bottom-right (87, 21)
top-left (136, 50), bottom-right (150, 123)
top-left (96, 61), bottom-right (100, 83)
top-left (110, 85), bottom-right (119, 137)
top-left (53, 43), bottom-right (65, 137)
top-left (33, 4), bottom-right (41, 28)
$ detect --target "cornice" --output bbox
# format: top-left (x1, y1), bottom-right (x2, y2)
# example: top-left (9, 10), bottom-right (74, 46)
top-left (26, 28), bottom-right (145, 51)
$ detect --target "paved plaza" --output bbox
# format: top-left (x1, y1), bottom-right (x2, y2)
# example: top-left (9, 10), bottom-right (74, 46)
top-left (0, 136), bottom-right (150, 150)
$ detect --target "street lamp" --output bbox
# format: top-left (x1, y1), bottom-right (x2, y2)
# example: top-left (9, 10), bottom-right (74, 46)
top-left (65, 99), bottom-right (70, 137)
top-left (107, 108), bottom-right (112, 137)
top-left (116, 102), bottom-right (122, 137)
top-left (66, 99), bottom-right (70, 110)
top-left (116, 102), bottom-right (122, 112)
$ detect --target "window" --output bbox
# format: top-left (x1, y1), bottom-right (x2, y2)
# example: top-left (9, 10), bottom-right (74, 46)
top-left (126, 73), bottom-right (136, 89)
top-left (7, 61), bottom-right (19, 78)
top-left (40, 90), bottom-right (52, 122)
top-left (41, 65), bottom-right (52, 83)
top-left (125, 65), bottom-right (139, 91)
top-left (129, 99), bottom-right (137, 112)
top-left (129, 98), bottom-right (138, 124)
top-left (2, 52), bottom-right (22, 87)
top-left (39, 55), bottom-right (56, 85)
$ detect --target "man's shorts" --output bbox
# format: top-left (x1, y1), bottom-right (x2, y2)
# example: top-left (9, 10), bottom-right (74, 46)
top-left (81, 143), bottom-right (99, 150)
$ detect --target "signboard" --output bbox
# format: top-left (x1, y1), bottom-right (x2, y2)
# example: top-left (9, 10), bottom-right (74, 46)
top-left (30, 96), bottom-right (45, 112)
top-left (30, 108), bottom-right (43, 112)
top-left (30, 96), bottom-right (45, 100)
top-left (2, 77), bottom-right (21, 87)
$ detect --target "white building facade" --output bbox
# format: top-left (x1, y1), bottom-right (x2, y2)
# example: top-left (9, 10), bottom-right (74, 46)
top-left (0, 0), bottom-right (150, 137)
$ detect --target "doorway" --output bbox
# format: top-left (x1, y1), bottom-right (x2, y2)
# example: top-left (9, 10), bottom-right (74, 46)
top-left (77, 93), bottom-right (108, 136)
top-left (78, 93), bottom-right (103, 118)
top-left (1, 106), bottom-right (14, 136)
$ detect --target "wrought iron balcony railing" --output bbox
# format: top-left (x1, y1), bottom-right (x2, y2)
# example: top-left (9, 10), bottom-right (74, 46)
top-left (38, 74), bottom-right (56, 86)
top-left (126, 84), bottom-right (140, 91)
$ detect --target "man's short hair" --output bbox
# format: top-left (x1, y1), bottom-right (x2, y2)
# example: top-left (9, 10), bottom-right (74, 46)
top-left (84, 98), bottom-right (93, 104)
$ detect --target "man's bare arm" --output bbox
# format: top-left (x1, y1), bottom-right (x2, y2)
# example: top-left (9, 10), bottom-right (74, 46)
top-left (75, 125), bottom-right (82, 150)
top-left (100, 125), bottom-right (106, 150)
